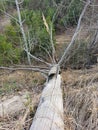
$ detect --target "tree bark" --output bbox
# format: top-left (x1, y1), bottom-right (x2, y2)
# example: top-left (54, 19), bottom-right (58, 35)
top-left (15, 0), bottom-right (31, 65)
top-left (30, 66), bottom-right (64, 130)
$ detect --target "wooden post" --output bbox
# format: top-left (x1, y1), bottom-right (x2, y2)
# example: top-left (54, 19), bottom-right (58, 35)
top-left (30, 65), bottom-right (64, 130)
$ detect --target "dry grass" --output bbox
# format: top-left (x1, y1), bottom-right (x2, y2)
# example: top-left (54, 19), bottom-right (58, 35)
top-left (0, 93), bottom-right (40, 130)
top-left (0, 70), bottom-right (44, 130)
top-left (0, 70), bottom-right (45, 98)
top-left (63, 65), bottom-right (98, 130)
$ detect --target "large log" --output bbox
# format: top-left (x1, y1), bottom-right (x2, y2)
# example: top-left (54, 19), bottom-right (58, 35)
top-left (30, 66), bottom-right (64, 130)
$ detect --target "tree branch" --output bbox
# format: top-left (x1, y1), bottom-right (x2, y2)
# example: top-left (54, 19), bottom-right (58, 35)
top-left (50, 23), bottom-right (56, 64)
top-left (24, 49), bottom-right (51, 66)
top-left (15, 0), bottom-right (31, 65)
top-left (58, 0), bottom-right (90, 66)
top-left (0, 66), bottom-right (49, 74)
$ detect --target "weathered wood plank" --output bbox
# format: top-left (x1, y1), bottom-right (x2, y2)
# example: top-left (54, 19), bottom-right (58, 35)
top-left (30, 66), bottom-right (64, 130)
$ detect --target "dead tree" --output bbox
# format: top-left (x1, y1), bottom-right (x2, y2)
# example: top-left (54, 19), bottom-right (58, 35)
top-left (0, 0), bottom-right (91, 130)
top-left (30, 1), bottom-right (90, 130)
top-left (30, 65), bottom-right (64, 130)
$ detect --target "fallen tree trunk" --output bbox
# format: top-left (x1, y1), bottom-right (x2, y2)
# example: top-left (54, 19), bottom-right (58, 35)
top-left (30, 66), bottom-right (64, 130)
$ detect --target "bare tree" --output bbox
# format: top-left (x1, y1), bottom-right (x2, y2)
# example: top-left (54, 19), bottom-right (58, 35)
top-left (15, 0), bottom-right (31, 65)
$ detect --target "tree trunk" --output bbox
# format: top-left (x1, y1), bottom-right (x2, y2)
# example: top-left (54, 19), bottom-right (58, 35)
top-left (30, 66), bottom-right (64, 130)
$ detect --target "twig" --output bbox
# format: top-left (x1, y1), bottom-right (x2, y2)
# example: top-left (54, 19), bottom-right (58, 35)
top-left (24, 49), bottom-right (51, 66)
top-left (50, 23), bottom-right (56, 64)
top-left (0, 66), bottom-right (49, 74)
top-left (38, 45), bottom-right (53, 63)
top-left (58, 0), bottom-right (90, 66)
top-left (12, 64), bottom-right (49, 69)
top-left (20, 107), bottom-right (30, 126)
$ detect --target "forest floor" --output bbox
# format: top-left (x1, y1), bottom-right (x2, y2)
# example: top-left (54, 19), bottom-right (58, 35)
top-left (0, 63), bottom-right (98, 129)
